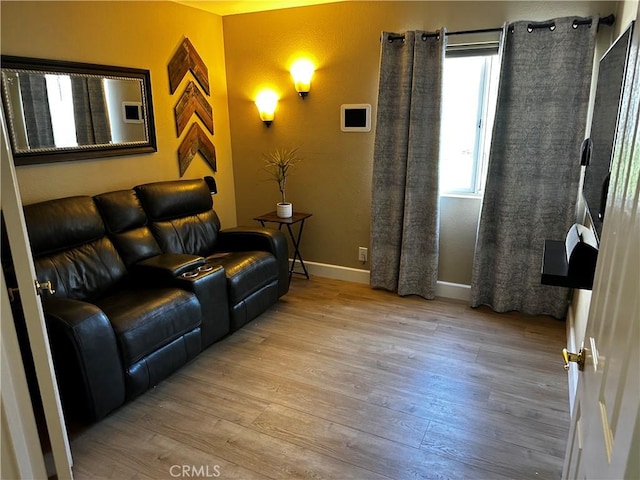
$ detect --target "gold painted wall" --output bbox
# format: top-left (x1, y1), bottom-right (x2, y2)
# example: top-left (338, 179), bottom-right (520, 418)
top-left (223, 0), bottom-right (616, 279)
top-left (1, 1), bottom-right (237, 228)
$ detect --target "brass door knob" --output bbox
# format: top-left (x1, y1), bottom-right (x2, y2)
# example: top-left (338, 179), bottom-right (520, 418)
top-left (7, 280), bottom-right (55, 302)
top-left (35, 280), bottom-right (55, 296)
top-left (562, 348), bottom-right (585, 371)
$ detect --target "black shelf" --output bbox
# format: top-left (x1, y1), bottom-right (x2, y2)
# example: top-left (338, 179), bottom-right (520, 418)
top-left (541, 239), bottom-right (595, 290)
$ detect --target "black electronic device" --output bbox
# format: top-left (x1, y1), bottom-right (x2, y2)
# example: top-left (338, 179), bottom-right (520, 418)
top-left (582, 22), bottom-right (633, 241)
top-left (541, 224), bottom-right (598, 290)
top-left (340, 104), bottom-right (371, 132)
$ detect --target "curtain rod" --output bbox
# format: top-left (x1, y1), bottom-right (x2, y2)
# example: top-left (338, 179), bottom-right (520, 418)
top-left (384, 14), bottom-right (615, 43)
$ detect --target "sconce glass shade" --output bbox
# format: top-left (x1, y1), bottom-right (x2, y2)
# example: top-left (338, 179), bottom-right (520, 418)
top-left (290, 59), bottom-right (315, 98)
top-left (255, 90), bottom-right (278, 126)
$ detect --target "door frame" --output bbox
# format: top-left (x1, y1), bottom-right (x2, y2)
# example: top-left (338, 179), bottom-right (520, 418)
top-left (1, 106), bottom-right (73, 478)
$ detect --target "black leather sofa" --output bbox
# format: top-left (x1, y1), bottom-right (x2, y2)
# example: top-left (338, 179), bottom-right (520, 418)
top-left (13, 178), bottom-right (289, 422)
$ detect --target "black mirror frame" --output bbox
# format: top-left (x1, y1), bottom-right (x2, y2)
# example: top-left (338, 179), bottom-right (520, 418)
top-left (1, 55), bottom-right (157, 166)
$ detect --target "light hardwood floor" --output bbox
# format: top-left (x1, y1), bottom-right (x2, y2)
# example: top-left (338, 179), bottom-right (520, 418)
top-left (69, 276), bottom-right (570, 479)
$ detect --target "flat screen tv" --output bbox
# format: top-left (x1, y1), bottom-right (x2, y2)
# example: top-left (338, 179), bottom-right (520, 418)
top-left (583, 22), bottom-right (633, 242)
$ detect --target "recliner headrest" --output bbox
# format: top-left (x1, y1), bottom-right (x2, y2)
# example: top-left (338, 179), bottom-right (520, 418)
top-left (23, 196), bottom-right (105, 257)
top-left (94, 190), bottom-right (147, 233)
top-left (134, 179), bottom-right (213, 221)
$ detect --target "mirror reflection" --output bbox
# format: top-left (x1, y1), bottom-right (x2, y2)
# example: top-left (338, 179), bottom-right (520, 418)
top-left (1, 56), bottom-right (157, 165)
top-left (3, 71), bottom-right (148, 151)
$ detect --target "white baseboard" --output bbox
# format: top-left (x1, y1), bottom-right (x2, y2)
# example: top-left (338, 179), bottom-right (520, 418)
top-left (293, 259), bottom-right (371, 284)
top-left (292, 260), bottom-right (471, 302)
top-left (435, 281), bottom-right (471, 302)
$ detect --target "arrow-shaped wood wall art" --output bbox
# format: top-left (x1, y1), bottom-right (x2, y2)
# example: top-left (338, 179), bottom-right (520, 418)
top-left (178, 123), bottom-right (217, 177)
top-left (175, 81), bottom-right (214, 136)
top-left (168, 38), bottom-right (210, 95)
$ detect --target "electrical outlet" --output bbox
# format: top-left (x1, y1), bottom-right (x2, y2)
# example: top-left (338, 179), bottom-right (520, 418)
top-left (358, 246), bottom-right (368, 263)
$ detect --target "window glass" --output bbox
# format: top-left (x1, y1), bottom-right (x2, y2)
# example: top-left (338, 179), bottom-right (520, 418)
top-left (45, 74), bottom-right (78, 148)
top-left (440, 53), bottom-right (499, 195)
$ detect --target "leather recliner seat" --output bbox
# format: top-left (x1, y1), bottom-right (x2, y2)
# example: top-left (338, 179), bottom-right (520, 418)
top-left (9, 178), bottom-right (290, 423)
top-left (23, 196), bottom-right (203, 421)
top-left (94, 189), bottom-right (231, 349)
top-left (135, 179), bottom-right (289, 331)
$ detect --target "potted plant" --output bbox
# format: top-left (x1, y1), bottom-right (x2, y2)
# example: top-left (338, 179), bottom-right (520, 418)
top-left (263, 147), bottom-right (302, 218)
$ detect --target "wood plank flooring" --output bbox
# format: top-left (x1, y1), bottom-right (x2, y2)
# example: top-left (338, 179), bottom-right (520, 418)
top-left (69, 276), bottom-right (570, 479)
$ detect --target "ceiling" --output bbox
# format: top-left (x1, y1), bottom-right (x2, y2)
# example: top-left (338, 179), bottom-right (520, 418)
top-left (174, 0), bottom-right (349, 16)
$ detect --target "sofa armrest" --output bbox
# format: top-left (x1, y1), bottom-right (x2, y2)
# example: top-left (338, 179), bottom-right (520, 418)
top-left (174, 265), bottom-right (230, 348)
top-left (43, 296), bottom-right (125, 422)
top-left (216, 227), bottom-right (289, 297)
top-left (132, 253), bottom-right (205, 280)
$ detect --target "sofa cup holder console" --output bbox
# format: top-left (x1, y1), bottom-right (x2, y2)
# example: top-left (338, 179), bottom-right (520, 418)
top-left (182, 264), bottom-right (215, 278)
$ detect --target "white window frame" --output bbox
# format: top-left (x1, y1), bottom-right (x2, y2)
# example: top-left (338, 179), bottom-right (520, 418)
top-left (440, 44), bottom-right (499, 197)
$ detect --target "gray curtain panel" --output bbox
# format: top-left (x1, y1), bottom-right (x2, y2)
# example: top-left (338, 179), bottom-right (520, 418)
top-left (471, 16), bottom-right (598, 318)
top-left (17, 73), bottom-right (55, 149)
top-left (71, 77), bottom-right (112, 145)
top-left (371, 30), bottom-right (446, 300)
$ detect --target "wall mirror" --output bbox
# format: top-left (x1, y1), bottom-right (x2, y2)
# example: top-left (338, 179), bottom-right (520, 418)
top-left (1, 55), bottom-right (157, 165)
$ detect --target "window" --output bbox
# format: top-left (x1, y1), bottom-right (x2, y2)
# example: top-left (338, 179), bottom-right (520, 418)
top-left (439, 50), bottom-right (500, 195)
top-left (45, 74), bottom-right (78, 148)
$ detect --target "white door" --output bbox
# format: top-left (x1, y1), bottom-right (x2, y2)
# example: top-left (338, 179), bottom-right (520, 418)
top-left (1, 268), bottom-right (48, 479)
top-left (563, 15), bottom-right (640, 480)
top-left (1, 106), bottom-right (74, 478)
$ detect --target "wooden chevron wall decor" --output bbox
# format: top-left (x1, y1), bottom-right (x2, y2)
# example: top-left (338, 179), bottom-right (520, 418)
top-left (178, 123), bottom-right (217, 177)
top-left (175, 80), bottom-right (214, 136)
top-left (168, 37), bottom-right (210, 95)
top-left (168, 37), bottom-right (217, 177)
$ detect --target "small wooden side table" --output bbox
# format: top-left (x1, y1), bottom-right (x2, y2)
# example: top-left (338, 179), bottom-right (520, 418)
top-left (254, 211), bottom-right (312, 280)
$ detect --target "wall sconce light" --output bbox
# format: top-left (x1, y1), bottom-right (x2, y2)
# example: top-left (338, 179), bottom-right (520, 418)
top-left (290, 59), bottom-right (315, 99)
top-left (255, 90), bottom-right (278, 127)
